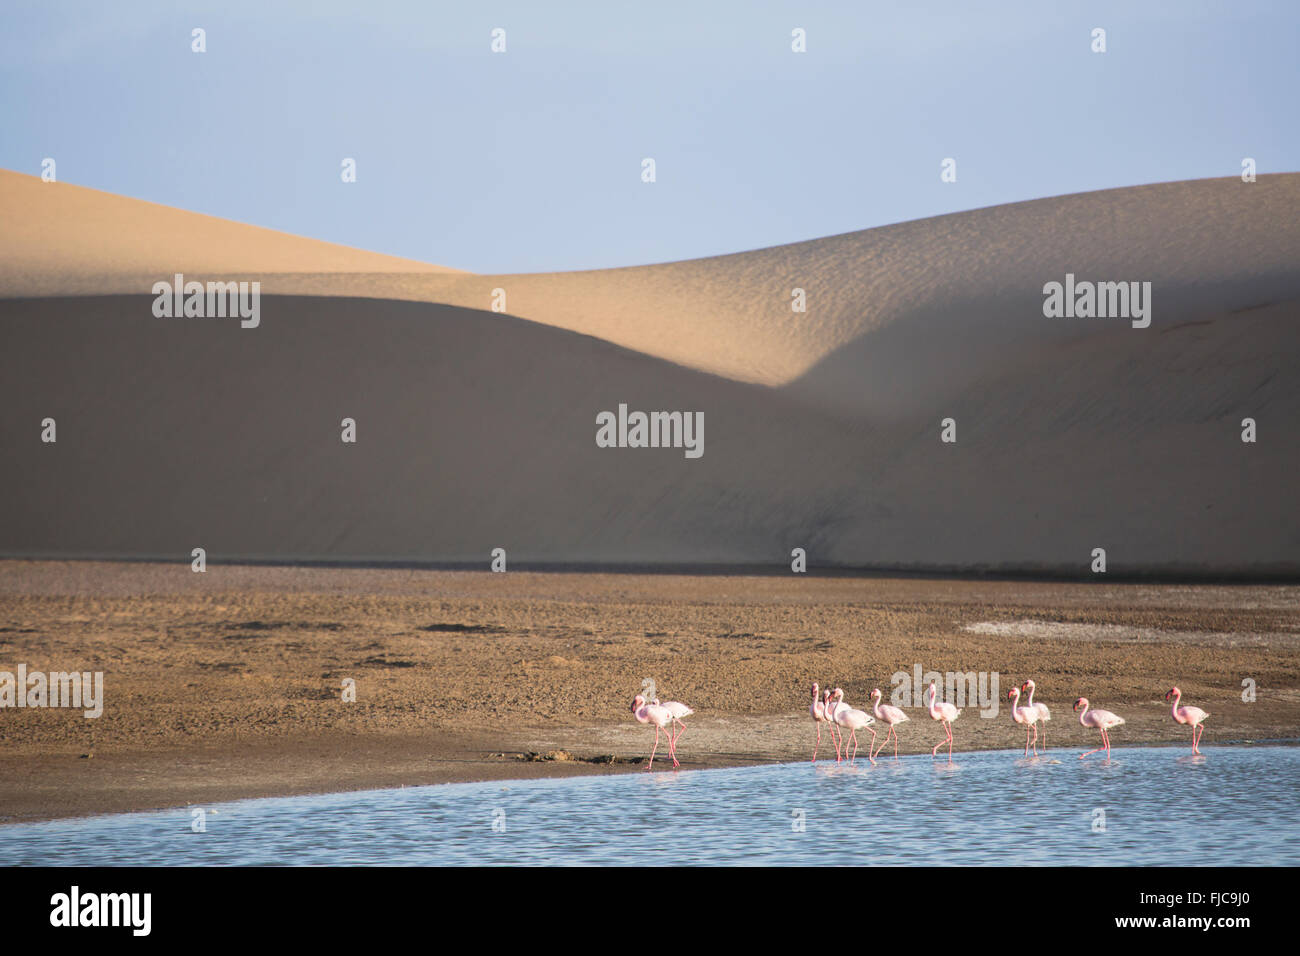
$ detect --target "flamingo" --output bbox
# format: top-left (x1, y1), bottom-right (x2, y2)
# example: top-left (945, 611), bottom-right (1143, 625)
top-left (925, 679), bottom-right (961, 763)
top-left (828, 688), bottom-right (876, 765)
top-left (825, 688), bottom-right (845, 760)
top-left (1074, 697), bottom-right (1124, 760)
top-left (1021, 680), bottom-right (1051, 751)
top-left (868, 688), bottom-right (909, 761)
top-left (1007, 686), bottom-right (1040, 757)
top-left (630, 694), bottom-right (676, 769)
top-left (1165, 686), bottom-right (1208, 755)
top-left (653, 697), bottom-right (694, 762)
top-left (823, 688), bottom-right (844, 759)
top-left (809, 682), bottom-right (833, 762)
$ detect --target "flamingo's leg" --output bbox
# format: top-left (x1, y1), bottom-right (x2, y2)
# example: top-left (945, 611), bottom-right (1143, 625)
top-left (1041, 724), bottom-right (1047, 751)
top-left (947, 720), bottom-right (954, 763)
top-left (1024, 724), bottom-right (1030, 758)
top-left (848, 729), bottom-right (858, 765)
top-left (933, 720), bottom-right (950, 759)
top-left (1080, 731), bottom-right (1105, 759)
top-left (1031, 723), bottom-right (1038, 757)
top-left (867, 726), bottom-right (878, 766)
top-left (874, 724), bottom-right (897, 762)
top-left (648, 726), bottom-right (660, 770)
top-left (812, 722), bottom-right (821, 762)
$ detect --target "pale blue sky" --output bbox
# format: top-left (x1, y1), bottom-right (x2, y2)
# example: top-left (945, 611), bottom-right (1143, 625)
top-left (2, 1), bottom-right (1296, 272)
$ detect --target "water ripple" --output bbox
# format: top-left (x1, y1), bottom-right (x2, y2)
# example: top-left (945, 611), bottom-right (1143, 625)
top-left (1, 746), bottom-right (1296, 866)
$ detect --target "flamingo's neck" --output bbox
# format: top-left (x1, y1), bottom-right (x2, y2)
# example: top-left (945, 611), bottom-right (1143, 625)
top-left (1025, 684), bottom-right (1036, 706)
top-left (1077, 703), bottom-right (1090, 725)
top-left (1170, 690), bottom-right (1181, 719)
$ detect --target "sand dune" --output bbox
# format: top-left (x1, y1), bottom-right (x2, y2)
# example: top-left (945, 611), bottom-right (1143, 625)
top-left (1, 170), bottom-right (1297, 573)
top-left (0, 170), bottom-right (461, 294)
top-left (384, 175), bottom-right (1300, 410)
top-left (7, 170), bottom-right (1298, 402)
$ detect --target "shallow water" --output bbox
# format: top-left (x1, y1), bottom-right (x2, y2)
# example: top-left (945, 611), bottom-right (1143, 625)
top-left (2, 746), bottom-right (1297, 865)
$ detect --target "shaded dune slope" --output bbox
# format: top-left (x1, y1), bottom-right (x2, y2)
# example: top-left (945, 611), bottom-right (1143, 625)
top-left (1, 292), bottom-right (1295, 574)
top-left (1, 296), bottom-right (866, 565)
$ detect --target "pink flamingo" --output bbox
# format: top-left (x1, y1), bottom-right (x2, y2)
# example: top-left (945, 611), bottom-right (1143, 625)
top-left (925, 679), bottom-right (960, 763)
top-left (1165, 687), bottom-right (1208, 755)
top-left (824, 688), bottom-right (844, 759)
top-left (630, 694), bottom-right (676, 769)
top-left (653, 697), bottom-right (693, 762)
top-left (1021, 680), bottom-right (1051, 750)
top-left (1007, 686), bottom-right (1040, 756)
top-left (826, 688), bottom-right (847, 761)
top-left (809, 682), bottom-right (831, 761)
top-left (1074, 697), bottom-right (1124, 760)
top-left (869, 688), bottom-right (909, 761)
top-left (828, 688), bottom-right (876, 765)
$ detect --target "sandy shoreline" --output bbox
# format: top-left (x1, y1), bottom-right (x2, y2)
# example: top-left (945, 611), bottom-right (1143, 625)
top-left (1, 560), bottom-right (1297, 824)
